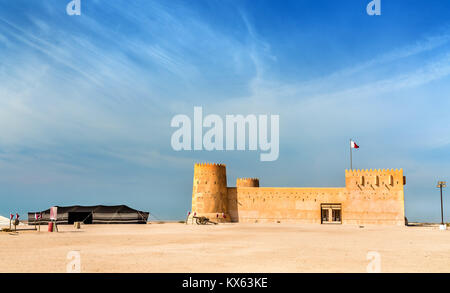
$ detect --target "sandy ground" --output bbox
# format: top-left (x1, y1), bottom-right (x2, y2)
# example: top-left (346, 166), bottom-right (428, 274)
top-left (0, 222), bottom-right (449, 273)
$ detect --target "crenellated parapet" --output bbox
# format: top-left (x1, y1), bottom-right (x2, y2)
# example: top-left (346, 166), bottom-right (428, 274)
top-left (345, 168), bottom-right (403, 175)
top-left (236, 178), bottom-right (260, 187)
top-left (345, 168), bottom-right (405, 189)
top-left (194, 163), bottom-right (226, 168)
top-left (193, 163), bottom-right (227, 187)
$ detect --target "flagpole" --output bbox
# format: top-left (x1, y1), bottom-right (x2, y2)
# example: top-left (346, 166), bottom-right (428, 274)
top-left (350, 138), bottom-right (353, 170)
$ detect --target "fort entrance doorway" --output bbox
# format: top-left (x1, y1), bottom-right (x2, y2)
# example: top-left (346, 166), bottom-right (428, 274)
top-left (321, 204), bottom-right (342, 224)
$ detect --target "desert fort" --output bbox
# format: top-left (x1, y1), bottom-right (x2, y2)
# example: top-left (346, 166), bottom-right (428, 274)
top-left (189, 163), bottom-right (406, 225)
top-left (1, 163), bottom-right (449, 273)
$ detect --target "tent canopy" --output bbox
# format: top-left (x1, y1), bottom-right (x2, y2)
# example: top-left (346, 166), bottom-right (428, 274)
top-left (28, 205), bottom-right (149, 224)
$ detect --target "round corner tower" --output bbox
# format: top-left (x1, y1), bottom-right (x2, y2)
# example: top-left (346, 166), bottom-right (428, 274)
top-left (191, 163), bottom-right (230, 223)
top-left (236, 178), bottom-right (260, 187)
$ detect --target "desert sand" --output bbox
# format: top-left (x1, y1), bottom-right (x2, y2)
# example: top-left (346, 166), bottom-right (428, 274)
top-left (0, 222), bottom-right (449, 273)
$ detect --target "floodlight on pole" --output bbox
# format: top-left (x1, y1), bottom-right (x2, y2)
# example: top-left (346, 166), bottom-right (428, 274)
top-left (437, 181), bottom-right (446, 230)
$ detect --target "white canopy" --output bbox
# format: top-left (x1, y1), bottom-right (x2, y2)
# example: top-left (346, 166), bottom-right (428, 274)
top-left (0, 215), bottom-right (11, 227)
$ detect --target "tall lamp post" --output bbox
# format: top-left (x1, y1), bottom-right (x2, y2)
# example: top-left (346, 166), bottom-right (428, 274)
top-left (437, 181), bottom-right (447, 230)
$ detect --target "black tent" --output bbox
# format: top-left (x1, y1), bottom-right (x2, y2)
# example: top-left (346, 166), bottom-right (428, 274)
top-left (28, 205), bottom-right (149, 225)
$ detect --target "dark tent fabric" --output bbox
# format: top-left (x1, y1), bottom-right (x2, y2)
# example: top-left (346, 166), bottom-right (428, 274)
top-left (28, 205), bottom-right (149, 225)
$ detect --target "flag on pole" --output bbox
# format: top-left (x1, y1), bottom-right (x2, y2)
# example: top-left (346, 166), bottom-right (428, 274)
top-left (349, 139), bottom-right (360, 170)
top-left (10, 214), bottom-right (13, 220)
top-left (351, 140), bottom-right (360, 149)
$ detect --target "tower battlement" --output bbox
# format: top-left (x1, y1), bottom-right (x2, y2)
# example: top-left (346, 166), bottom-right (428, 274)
top-left (236, 178), bottom-right (260, 187)
top-left (194, 163), bottom-right (226, 168)
top-left (345, 168), bottom-right (405, 188)
top-left (345, 168), bottom-right (403, 175)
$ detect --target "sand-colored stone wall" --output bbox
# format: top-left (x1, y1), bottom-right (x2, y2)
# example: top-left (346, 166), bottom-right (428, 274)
top-left (342, 169), bottom-right (405, 225)
top-left (191, 163), bottom-right (231, 222)
top-left (191, 164), bottom-right (405, 226)
top-left (236, 178), bottom-right (260, 187)
top-left (228, 187), bottom-right (346, 223)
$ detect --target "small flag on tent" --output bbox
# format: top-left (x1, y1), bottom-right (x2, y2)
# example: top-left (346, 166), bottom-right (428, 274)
top-left (50, 207), bottom-right (58, 220)
top-left (351, 140), bottom-right (360, 149)
top-left (10, 214), bottom-right (13, 220)
top-left (16, 213), bottom-right (19, 219)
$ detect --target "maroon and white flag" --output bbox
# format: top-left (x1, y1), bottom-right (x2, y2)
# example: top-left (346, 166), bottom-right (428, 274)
top-left (10, 214), bottom-right (13, 220)
top-left (50, 207), bottom-right (58, 220)
top-left (16, 213), bottom-right (19, 219)
top-left (350, 140), bottom-right (360, 149)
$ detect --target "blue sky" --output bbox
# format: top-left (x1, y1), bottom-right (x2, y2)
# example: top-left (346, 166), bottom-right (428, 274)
top-left (1, 0), bottom-right (450, 221)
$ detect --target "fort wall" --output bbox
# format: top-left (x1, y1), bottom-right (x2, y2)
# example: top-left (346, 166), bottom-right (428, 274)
top-left (228, 187), bottom-right (345, 223)
top-left (191, 164), bottom-right (406, 226)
